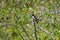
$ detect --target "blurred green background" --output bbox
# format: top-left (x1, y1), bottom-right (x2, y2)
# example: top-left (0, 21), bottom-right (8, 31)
top-left (0, 0), bottom-right (60, 40)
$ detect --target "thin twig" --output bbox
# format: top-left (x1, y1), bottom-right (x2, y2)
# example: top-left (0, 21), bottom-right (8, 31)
top-left (33, 21), bottom-right (37, 40)
top-left (15, 25), bottom-right (25, 40)
top-left (13, 13), bottom-right (25, 40)
top-left (20, 24), bottom-right (29, 37)
top-left (14, 13), bottom-right (29, 37)
top-left (32, 14), bottom-right (38, 40)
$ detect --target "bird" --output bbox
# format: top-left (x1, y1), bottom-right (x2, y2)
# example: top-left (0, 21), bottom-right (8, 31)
top-left (32, 14), bottom-right (39, 23)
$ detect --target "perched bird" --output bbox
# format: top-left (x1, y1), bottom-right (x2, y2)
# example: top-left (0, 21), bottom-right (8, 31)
top-left (32, 14), bottom-right (39, 23)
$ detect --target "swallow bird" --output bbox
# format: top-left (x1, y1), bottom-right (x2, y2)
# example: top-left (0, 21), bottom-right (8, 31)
top-left (32, 14), bottom-right (39, 23)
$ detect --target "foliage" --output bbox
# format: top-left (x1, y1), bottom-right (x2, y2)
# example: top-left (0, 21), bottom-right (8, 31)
top-left (0, 0), bottom-right (60, 40)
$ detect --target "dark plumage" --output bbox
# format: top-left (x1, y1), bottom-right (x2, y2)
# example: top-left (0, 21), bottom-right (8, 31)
top-left (32, 14), bottom-right (39, 23)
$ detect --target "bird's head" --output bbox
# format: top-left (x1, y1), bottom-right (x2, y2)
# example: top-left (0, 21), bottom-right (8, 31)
top-left (32, 14), bottom-right (34, 16)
